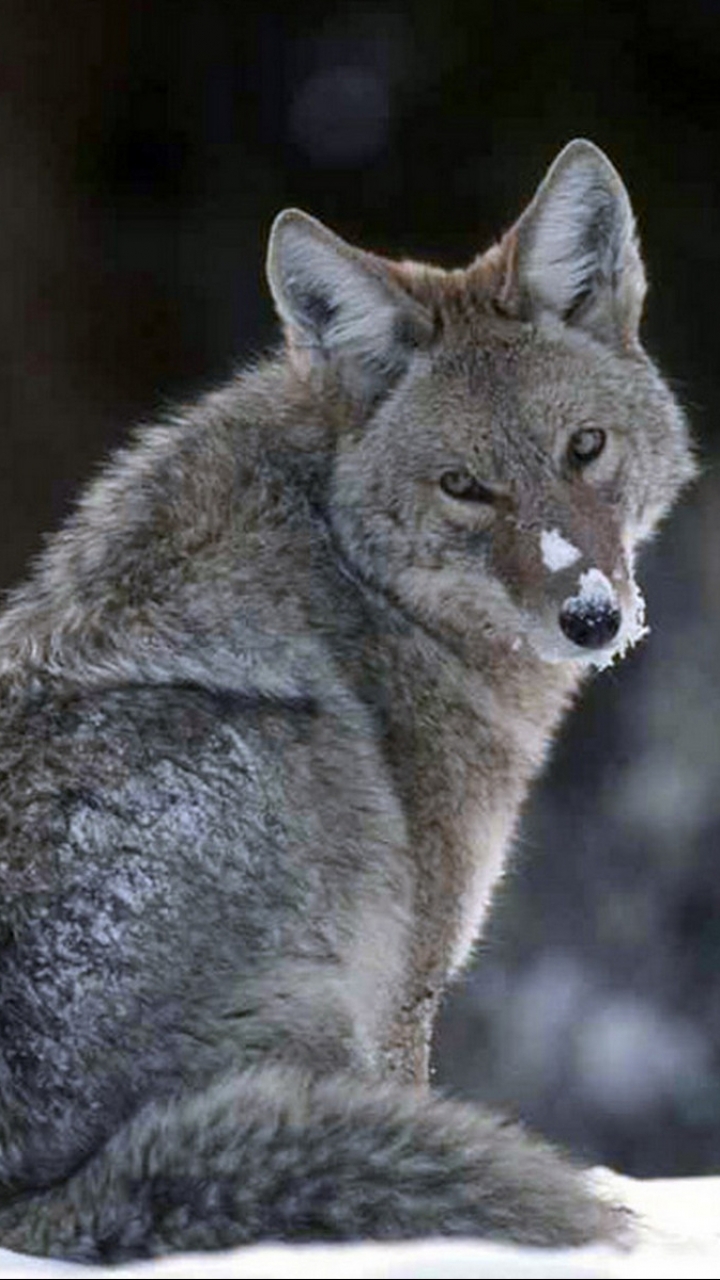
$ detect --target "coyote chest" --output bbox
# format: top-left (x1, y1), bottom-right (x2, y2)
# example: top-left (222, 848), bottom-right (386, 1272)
top-left (0, 138), bottom-right (694, 1263)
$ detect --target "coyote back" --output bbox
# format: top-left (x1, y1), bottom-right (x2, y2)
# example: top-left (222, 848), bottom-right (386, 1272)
top-left (0, 140), bottom-right (694, 1261)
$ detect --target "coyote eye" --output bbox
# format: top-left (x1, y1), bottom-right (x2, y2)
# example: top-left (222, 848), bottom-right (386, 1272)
top-left (568, 428), bottom-right (606, 467)
top-left (440, 470), bottom-right (496, 503)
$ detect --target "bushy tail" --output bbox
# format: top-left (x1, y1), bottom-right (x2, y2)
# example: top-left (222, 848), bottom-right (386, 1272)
top-left (0, 1067), bottom-right (628, 1264)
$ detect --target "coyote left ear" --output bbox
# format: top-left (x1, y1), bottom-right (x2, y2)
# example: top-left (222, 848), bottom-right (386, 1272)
top-left (496, 140), bottom-right (646, 348)
top-left (267, 210), bottom-right (433, 399)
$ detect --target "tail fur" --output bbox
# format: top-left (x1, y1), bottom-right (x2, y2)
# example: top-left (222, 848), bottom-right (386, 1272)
top-left (0, 1068), bottom-right (628, 1263)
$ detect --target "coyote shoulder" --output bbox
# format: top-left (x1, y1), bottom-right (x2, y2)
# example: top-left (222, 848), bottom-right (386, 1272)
top-left (0, 140), bottom-right (694, 1261)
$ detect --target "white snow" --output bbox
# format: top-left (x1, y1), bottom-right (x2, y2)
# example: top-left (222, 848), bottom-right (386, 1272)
top-left (575, 567), bottom-right (616, 606)
top-left (591, 572), bottom-right (649, 670)
top-left (537, 566), bottom-right (650, 670)
top-left (1, 1172), bottom-right (720, 1276)
top-left (541, 527), bottom-right (582, 572)
top-left (628, 575), bottom-right (649, 643)
top-left (578, 570), bottom-right (649, 671)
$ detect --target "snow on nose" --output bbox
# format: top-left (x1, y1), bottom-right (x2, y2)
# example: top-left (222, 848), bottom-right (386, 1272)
top-left (560, 568), bottom-right (621, 649)
top-left (540, 527), bottom-right (581, 573)
top-left (558, 567), bottom-right (650, 668)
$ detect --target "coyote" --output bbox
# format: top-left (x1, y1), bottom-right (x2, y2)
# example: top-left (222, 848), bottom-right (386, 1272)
top-left (0, 140), bottom-right (694, 1262)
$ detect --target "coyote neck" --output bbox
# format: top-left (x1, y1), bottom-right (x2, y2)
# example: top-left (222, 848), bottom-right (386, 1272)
top-left (346, 601), bottom-right (580, 1083)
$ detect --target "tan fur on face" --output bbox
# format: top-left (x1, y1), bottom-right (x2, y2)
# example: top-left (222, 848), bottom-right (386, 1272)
top-left (0, 141), bottom-right (691, 1260)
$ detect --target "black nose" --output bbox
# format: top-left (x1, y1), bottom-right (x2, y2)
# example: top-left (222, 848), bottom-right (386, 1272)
top-left (559, 601), bottom-right (622, 649)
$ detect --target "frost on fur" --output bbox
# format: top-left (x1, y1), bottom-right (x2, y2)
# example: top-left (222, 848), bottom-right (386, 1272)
top-left (0, 139), bottom-right (693, 1264)
top-left (573, 567), bottom-right (617, 607)
top-left (540, 528), bottom-right (582, 573)
top-left (561, 568), bottom-right (649, 670)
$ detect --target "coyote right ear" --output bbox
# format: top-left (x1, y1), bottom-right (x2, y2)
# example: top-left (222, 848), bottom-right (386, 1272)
top-left (267, 210), bottom-right (433, 399)
top-left (496, 140), bottom-right (646, 349)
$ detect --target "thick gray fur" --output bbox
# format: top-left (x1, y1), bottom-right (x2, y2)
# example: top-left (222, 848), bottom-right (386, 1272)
top-left (0, 141), bottom-right (694, 1262)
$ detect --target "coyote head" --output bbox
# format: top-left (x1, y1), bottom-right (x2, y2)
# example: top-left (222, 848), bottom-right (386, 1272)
top-left (267, 141), bottom-right (695, 669)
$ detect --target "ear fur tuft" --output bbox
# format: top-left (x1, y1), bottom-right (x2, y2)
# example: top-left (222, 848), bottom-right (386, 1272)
top-left (266, 210), bottom-right (433, 397)
top-left (497, 139), bottom-right (646, 347)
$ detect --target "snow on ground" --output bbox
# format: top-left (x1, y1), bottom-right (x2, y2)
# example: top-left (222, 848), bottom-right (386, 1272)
top-left (0, 1172), bottom-right (718, 1279)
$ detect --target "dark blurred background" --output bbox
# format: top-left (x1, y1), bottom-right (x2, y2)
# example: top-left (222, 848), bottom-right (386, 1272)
top-left (1, 0), bottom-right (719, 1178)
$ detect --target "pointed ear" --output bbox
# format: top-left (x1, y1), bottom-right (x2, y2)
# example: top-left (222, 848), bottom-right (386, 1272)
top-left (266, 210), bottom-right (434, 399)
top-left (496, 140), bottom-right (646, 348)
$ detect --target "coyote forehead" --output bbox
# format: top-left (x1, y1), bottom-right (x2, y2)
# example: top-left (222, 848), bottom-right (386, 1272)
top-left (268, 153), bottom-right (692, 670)
top-left (0, 140), bottom-right (694, 1262)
